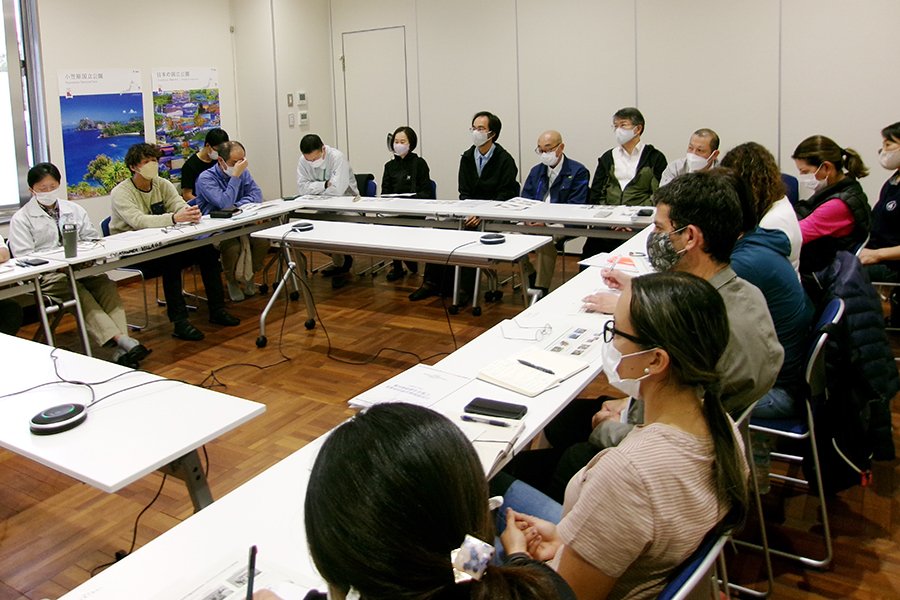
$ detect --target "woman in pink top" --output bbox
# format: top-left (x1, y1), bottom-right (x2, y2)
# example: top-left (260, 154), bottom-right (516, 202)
top-left (500, 272), bottom-right (749, 600)
top-left (792, 135), bottom-right (870, 273)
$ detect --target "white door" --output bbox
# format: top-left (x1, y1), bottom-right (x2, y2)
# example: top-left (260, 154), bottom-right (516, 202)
top-left (341, 26), bottom-right (409, 190)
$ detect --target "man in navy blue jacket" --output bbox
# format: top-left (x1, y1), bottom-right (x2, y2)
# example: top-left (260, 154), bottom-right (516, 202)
top-left (520, 130), bottom-right (590, 293)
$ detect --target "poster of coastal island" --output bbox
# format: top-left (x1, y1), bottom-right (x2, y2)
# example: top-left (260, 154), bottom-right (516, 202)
top-left (58, 68), bottom-right (144, 200)
top-left (152, 67), bottom-right (220, 186)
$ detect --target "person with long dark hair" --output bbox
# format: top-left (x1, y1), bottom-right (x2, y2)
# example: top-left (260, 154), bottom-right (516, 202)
top-left (792, 135), bottom-right (870, 272)
top-left (497, 271), bottom-right (749, 600)
top-left (256, 403), bottom-right (574, 600)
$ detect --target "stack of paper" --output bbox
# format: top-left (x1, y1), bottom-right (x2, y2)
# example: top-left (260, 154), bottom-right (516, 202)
top-left (477, 347), bottom-right (589, 397)
top-left (348, 364), bottom-right (471, 409)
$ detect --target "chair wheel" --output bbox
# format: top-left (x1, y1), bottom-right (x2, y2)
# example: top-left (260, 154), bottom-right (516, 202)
top-left (472, 306), bottom-right (482, 316)
top-left (259, 284), bottom-right (269, 295)
top-left (256, 336), bottom-right (267, 348)
top-left (304, 318), bottom-right (316, 330)
top-left (492, 291), bottom-right (503, 302)
top-left (290, 291), bottom-right (300, 301)
top-left (448, 305), bottom-right (459, 315)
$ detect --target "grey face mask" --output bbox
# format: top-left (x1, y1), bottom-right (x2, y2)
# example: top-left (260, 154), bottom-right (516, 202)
top-left (646, 226), bottom-right (688, 271)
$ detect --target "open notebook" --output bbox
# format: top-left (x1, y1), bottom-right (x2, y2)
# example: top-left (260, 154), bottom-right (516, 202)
top-left (455, 414), bottom-right (526, 478)
top-left (477, 346), bottom-right (589, 397)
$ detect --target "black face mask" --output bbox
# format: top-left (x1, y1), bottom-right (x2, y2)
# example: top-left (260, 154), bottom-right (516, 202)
top-left (150, 202), bottom-right (165, 215)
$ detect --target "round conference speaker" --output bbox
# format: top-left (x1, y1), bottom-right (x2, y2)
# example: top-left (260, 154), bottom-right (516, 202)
top-left (480, 233), bottom-right (506, 245)
top-left (291, 221), bottom-right (315, 232)
top-left (30, 403), bottom-right (87, 436)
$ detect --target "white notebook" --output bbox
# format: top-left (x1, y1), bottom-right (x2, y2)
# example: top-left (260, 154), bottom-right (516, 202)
top-left (477, 347), bottom-right (589, 397)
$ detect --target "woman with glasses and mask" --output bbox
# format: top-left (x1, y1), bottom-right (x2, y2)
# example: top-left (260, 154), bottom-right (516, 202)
top-left (792, 135), bottom-right (870, 273)
top-left (254, 402), bottom-right (574, 600)
top-left (494, 271), bottom-right (748, 600)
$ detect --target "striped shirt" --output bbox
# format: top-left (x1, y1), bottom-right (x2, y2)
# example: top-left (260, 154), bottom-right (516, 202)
top-left (553, 421), bottom-right (742, 600)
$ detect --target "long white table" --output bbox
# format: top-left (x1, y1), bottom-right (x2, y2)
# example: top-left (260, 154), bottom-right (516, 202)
top-left (251, 220), bottom-right (553, 345)
top-left (0, 334), bottom-right (265, 511)
top-left (0, 257), bottom-right (92, 353)
top-left (292, 195), bottom-right (654, 239)
top-left (58, 226), bottom-right (651, 599)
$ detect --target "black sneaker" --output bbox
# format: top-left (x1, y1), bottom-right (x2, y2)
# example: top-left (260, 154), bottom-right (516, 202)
top-left (386, 268), bottom-right (406, 282)
top-left (173, 320), bottom-right (205, 341)
top-left (209, 309), bottom-right (241, 326)
top-left (409, 284), bottom-right (438, 301)
top-left (321, 257), bottom-right (354, 277)
top-left (114, 352), bottom-right (139, 369)
top-left (126, 344), bottom-right (152, 363)
top-left (331, 275), bottom-right (350, 290)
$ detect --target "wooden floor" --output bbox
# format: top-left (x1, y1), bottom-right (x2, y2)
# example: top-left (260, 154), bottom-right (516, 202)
top-left (0, 254), bottom-right (898, 599)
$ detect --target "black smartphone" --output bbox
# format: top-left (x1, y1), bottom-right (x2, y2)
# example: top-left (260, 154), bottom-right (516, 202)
top-left (637, 208), bottom-right (654, 217)
top-left (19, 257), bottom-right (50, 267)
top-left (464, 397), bottom-right (527, 420)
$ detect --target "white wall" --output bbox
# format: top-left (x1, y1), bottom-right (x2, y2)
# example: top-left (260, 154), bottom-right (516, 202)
top-left (35, 0), bottom-right (238, 226)
top-left (328, 0), bottom-right (900, 204)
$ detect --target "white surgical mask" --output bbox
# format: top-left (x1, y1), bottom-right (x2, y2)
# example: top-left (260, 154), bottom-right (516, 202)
top-left (685, 152), bottom-right (709, 172)
top-left (798, 165), bottom-right (826, 192)
top-left (34, 189), bottom-right (60, 207)
top-left (138, 161), bottom-right (159, 180)
top-left (539, 151), bottom-right (559, 167)
top-left (393, 143), bottom-right (410, 157)
top-left (879, 149), bottom-right (900, 171)
top-left (601, 340), bottom-right (655, 400)
top-left (209, 150), bottom-right (219, 161)
top-left (222, 163), bottom-right (235, 176)
top-left (615, 127), bottom-right (637, 146)
top-left (307, 155), bottom-right (325, 169)
top-left (471, 129), bottom-right (490, 147)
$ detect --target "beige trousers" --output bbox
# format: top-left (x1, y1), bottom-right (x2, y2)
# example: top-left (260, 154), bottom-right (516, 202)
top-left (41, 272), bottom-right (126, 346)
top-left (219, 236), bottom-right (270, 283)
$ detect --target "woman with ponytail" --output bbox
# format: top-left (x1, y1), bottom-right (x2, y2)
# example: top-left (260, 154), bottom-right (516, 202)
top-left (255, 402), bottom-right (574, 600)
top-left (499, 271), bottom-right (748, 600)
top-left (792, 135), bottom-right (871, 272)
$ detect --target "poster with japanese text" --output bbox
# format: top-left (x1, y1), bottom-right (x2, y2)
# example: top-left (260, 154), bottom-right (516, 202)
top-left (152, 67), bottom-right (220, 186)
top-left (58, 68), bottom-right (144, 199)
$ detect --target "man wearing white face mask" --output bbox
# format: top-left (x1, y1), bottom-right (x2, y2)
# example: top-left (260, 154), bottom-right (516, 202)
top-left (792, 135), bottom-right (871, 273)
top-left (296, 133), bottom-right (359, 289)
top-left (10, 162), bottom-right (151, 367)
top-left (180, 127), bottom-right (229, 202)
top-left (111, 143), bottom-right (240, 341)
top-left (583, 107), bottom-right (667, 261)
top-left (659, 128), bottom-right (721, 187)
top-left (195, 140), bottom-right (268, 301)
top-left (519, 130), bottom-right (590, 294)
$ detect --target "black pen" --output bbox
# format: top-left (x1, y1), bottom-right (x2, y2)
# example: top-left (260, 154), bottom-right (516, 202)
top-left (461, 415), bottom-right (510, 427)
top-left (517, 359), bottom-right (555, 375)
top-left (246, 545), bottom-right (257, 600)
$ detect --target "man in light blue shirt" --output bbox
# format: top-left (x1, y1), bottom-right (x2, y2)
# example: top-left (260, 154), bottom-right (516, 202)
top-left (195, 141), bottom-right (269, 301)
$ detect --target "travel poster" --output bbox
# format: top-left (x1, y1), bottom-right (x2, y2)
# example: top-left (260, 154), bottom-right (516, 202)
top-left (152, 67), bottom-right (220, 186)
top-left (58, 68), bottom-right (144, 199)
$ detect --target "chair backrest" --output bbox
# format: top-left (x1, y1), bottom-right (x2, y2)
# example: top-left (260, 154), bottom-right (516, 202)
top-left (781, 173), bottom-right (799, 205)
top-left (355, 173), bottom-right (376, 197)
top-left (851, 233), bottom-right (870, 257)
top-left (101, 216), bottom-right (111, 237)
top-left (806, 298), bottom-right (844, 397)
top-left (429, 179), bottom-right (437, 198)
top-left (658, 531), bottom-right (729, 600)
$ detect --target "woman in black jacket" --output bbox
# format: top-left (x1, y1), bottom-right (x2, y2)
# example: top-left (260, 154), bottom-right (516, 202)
top-left (381, 126), bottom-right (434, 281)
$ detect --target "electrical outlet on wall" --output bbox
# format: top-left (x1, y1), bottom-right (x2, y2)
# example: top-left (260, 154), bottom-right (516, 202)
top-left (287, 93), bottom-right (294, 107)
top-left (296, 90), bottom-right (308, 107)
top-left (299, 111), bottom-right (309, 126)
top-left (288, 113), bottom-right (296, 127)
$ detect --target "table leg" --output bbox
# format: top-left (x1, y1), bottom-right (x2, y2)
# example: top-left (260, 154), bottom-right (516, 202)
top-left (32, 277), bottom-right (56, 347)
top-left (292, 250), bottom-right (317, 325)
top-left (160, 448), bottom-right (212, 512)
top-left (472, 268), bottom-right (481, 313)
top-left (518, 260), bottom-right (531, 306)
top-left (66, 266), bottom-right (93, 357)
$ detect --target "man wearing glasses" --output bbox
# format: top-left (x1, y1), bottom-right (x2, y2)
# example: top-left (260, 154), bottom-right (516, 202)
top-left (519, 130), bottom-right (590, 295)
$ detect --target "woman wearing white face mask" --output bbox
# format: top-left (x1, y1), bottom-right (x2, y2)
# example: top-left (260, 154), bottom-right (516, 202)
top-left (792, 135), bottom-right (870, 273)
top-left (8, 163), bottom-right (151, 367)
top-left (858, 122), bottom-right (900, 323)
top-left (493, 271), bottom-right (748, 600)
top-left (380, 126), bottom-right (434, 282)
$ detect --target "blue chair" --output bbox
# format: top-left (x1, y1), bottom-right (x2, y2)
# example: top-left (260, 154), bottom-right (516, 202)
top-left (429, 179), bottom-right (437, 198)
top-left (658, 530), bottom-right (729, 600)
top-left (746, 297), bottom-right (845, 569)
top-left (355, 173), bottom-right (377, 198)
top-left (781, 173), bottom-right (799, 205)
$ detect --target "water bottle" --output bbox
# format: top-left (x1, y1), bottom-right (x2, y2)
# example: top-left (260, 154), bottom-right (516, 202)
top-left (62, 214), bottom-right (77, 258)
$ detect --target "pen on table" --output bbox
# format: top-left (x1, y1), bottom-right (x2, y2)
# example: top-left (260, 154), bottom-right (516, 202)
top-left (246, 545), bottom-right (257, 600)
top-left (517, 359), bottom-right (555, 375)
top-left (461, 414), bottom-right (511, 427)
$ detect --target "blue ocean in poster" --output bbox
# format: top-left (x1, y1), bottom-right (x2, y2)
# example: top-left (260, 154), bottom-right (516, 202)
top-left (59, 92), bottom-right (144, 199)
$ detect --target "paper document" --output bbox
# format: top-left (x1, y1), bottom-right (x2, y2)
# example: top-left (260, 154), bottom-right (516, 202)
top-left (349, 364), bottom-right (471, 409)
top-left (497, 197), bottom-right (543, 211)
top-left (454, 413), bottom-right (526, 478)
top-left (174, 557), bottom-right (319, 600)
top-left (477, 347), bottom-right (589, 397)
top-left (380, 192), bottom-right (418, 198)
top-left (579, 252), bottom-right (652, 272)
top-left (544, 326), bottom-right (604, 360)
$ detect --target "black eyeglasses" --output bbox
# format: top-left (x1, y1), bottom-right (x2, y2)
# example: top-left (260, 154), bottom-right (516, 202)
top-left (603, 319), bottom-right (647, 345)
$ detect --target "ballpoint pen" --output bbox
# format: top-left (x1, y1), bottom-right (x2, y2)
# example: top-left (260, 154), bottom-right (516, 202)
top-left (246, 545), bottom-right (257, 600)
top-left (517, 359), bottom-right (555, 375)
top-left (461, 415), bottom-right (511, 427)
